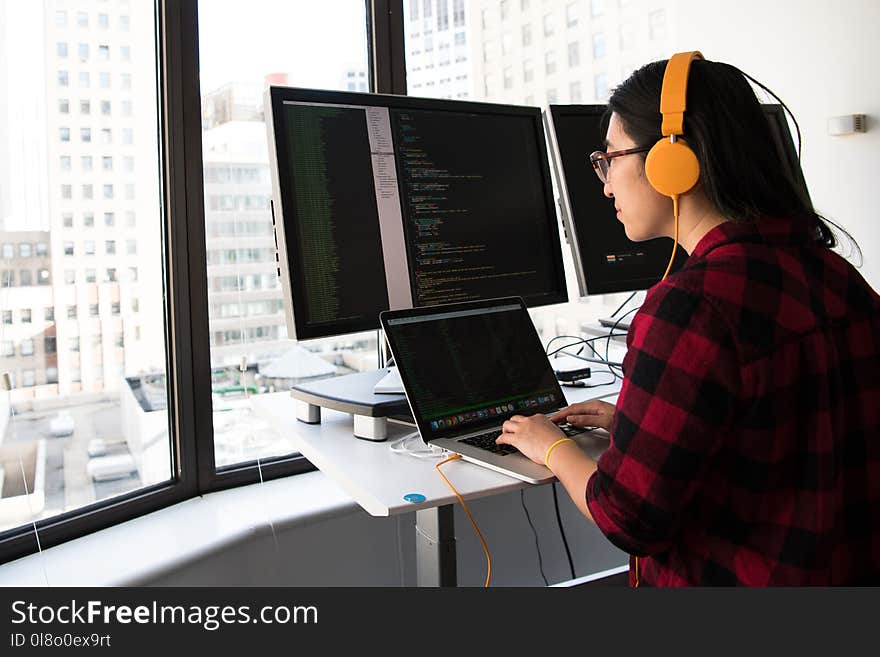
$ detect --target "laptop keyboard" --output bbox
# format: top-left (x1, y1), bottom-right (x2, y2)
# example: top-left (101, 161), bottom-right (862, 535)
top-left (459, 424), bottom-right (590, 456)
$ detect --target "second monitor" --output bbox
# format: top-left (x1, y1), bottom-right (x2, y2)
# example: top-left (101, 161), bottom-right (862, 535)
top-left (266, 87), bottom-right (569, 341)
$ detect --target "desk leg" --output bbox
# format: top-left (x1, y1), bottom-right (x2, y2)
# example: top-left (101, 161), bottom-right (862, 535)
top-left (416, 506), bottom-right (456, 587)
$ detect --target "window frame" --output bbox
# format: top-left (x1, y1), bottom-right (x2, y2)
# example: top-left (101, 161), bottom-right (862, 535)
top-left (0, 0), bottom-right (396, 566)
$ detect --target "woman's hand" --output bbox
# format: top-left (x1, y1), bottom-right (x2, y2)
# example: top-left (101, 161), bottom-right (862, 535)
top-left (496, 414), bottom-right (567, 465)
top-left (548, 400), bottom-right (616, 432)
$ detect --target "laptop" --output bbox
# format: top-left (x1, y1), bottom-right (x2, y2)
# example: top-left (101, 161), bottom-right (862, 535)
top-left (380, 297), bottom-right (590, 484)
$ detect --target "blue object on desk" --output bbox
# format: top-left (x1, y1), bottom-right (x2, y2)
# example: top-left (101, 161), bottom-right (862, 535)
top-left (403, 493), bottom-right (426, 503)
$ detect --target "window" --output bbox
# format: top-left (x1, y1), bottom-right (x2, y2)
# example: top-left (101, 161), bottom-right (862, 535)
top-left (58, 70), bottom-right (69, 87)
top-left (103, 184), bottom-right (114, 199)
top-left (566, 2), bottom-right (579, 28)
top-left (57, 42), bottom-right (68, 58)
top-left (38, 269), bottom-right (50, 285)
top-left (523, 59), bottom-right (534, 83)
top-left (60, 155), bottom-right (72, 171)
top-left (547, 88), bottom-right (557, 104)
top-left (501, 32), bottom-right (512, 56)
top-left (46, 367), bottom-right (59, 384)
top-left (105, 268), bottom-right (117, 282)
top-left (67, 305), bottom-right (78, 319)
top-left (120, 45), bottom-right (131, 61)
top-left (106, 240), bottom-right (116, 255)
top-left (59, 98), bottom-right (70, 114)
top-left (81, 100), bottom-right (91, 115)
top-left (102, 128), bottom-right (113, 144)
top-left (123, 156), bottom-right (135, 172)
top-left (105, 212), bottom-right (115, 226)
top-left (593, 32), bottom-right (607, 58)
top-left (45, 307), bottom-right (54, 322)
top-left (81, 127), bottom-right (92, 143)
top-left (522, 23), bottom-right (532, 47)
top-left (36, 243), bottom-right (48, 256)
top-left (545, 50), bottom-right (556, 75)
top-left (99, 45), bottom-right (110, 61)
top-left (101, 100), bottom-right (111, 115)
top-left (90, 304), bottom-right (100, 317)
top-left (122, 100), bottom-right (133, 117)
top-left (121, 73), bottom-right (132, 89)
top-left (61, 184), bottom-right (72, 200)
top-left (83, 213), bottom-right (95, 227)
top-left (99, 13), bottom-right (109, 29)
top-left (103, 156), bottom-right (113, 171)
top-left (69, 337), bottom-right (80, 352)
top-left (82, 184), bottom-right (93, 200)
top-left (45, 337), bottom-right (57, 354)
top-left (65, 270), bottom-right (76, 284)
top-left (543, 13), bottom-right (554, 37)
top-left (22, 370), bottom-right (36, 388)
top-left (81, 155), bottom-right (93, 171)
top-left (79, 71), bottom-right (90, 88)
top-left (63, 213), bottom-right (74, 228)
top-left (77, 11), bottom-right (88, 28)
top-left (111, 302), bottom-right (121, 316)
top-left (85, 269), bottom-right (96, 283)
top-left (591, 0), bottom-right (604, 18)
top-left (85, 241), bottom-right (96, 256)
top-left (620, 22), bottom-right (635, 50)
top-left (20, 308), bottom-right (32, 323)
top-left (649, 9), bottom-right (666, 40)
top-left (1, 270), bottom-right (13, 286)
top-left (594, 72), bottom-right (609, 100)
top-left (78, 43), bottom-right (89, 61)
top-left (1, 341), bottom-right (13, 357)
top-left (60, 127), bottom-right (70, 142)
top-left (120, 15), bottom-right (130, 31)
top-left (127, 240), bottom-right (137, 255)
top-left (55, 10), bottom-right (67, 27)
top-left (568, 42), bottom-right (580, 67)
top-left (100, 72), bottom-right (111, 88)
top-left (1, 243), bottom-right (12, 259)
top-left (503, 66), bottom-right (513, 90)
top-left (1, 311), bottom-right (11, 325)
top-left (18, 270), bottom-right (31, 286)
top-left (123, 128), bottom-right (134, 144)
top-left (20, 339), bottom-right (34, 357)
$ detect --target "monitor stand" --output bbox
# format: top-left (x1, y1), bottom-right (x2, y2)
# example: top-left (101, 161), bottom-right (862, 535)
top-left (372, 366), bottom-right (404, 394)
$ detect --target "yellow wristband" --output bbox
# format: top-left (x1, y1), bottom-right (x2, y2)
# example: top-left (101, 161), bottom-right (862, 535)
top-left (544, 438), bottom-right (575, 468)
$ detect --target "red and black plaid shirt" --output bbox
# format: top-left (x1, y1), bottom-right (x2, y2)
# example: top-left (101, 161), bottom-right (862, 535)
top-left (585, 215), bottom-right (880, 585)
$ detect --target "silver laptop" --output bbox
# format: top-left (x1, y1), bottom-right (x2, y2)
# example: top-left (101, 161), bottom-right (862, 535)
top-left (380, 297), bottom-right (588, 484)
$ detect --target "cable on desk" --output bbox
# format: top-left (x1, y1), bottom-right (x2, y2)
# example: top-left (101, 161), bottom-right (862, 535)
top-left (435, 454), bottom-right (492, 588)
top-left (389, 431), bottom-right (447, 459)
top-left (520, 489), bottom-right (549, 586)
top-left (552, 482), bottom-right (576, 580)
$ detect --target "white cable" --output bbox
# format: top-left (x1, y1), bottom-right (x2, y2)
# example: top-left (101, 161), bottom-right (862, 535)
top-left (388, 431), bottom-right (447, 459)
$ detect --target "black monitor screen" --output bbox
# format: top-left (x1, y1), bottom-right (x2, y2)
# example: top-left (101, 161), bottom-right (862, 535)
top-left (547, 103), bottom-right (809, 297)
top-left (269, 88), bottom-right (568, 340)
top-left (548, 104), bottom-right (687, 296)
top-left (382, 299), bottom-right (566, 442)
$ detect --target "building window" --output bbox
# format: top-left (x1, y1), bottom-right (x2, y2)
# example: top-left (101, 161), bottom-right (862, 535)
top-left (503, 66), bottom-right (513, 90)
top-left (547, 88), bottom-right (557, 104)
top-left (67, 305), bottom-right (77, 319)
top-left (593, 32), bottom-right (607, 58)
top-left (545, 50), bottom-right (556, 75)
top-left (120, 15), bottom-right (130, 31)
top-left (90, 304), bottom-right (100, 317)
top-left (57, 42), bottom-right (68, 58)
top-left (77, 11), bottom-right (89, 28)
top-left (1, 311), bottom-right (11, 325)
top-left (99, 45), bottom-right (110, 61)
top-left (46, 367), bottom-right (59, 384)
top-left (102, 156), bottom-right (113, 172)
top-left (104, 212), bottom-right (115, 226)
top-left (122, 101), bottom-right (133, 117)
top-left (566, 2), bottom-right (579, 28)
top-left (102, 128), bottom-right (113, 144)
top-left (568, 41), bottom-right (580, 67)
top-left (60, 127), bottom-right (70, 142)
top-left (543, 13), bottom-right (554, 37)
top-left (69, 337), bottom-right (80, 353)
top-left (63, 213), bottom-right (74, 228)
top-left (21, 308), bottom-right (32, 323)
top-left (620, 23), bottom-right (635, 50)
top-left (85, 269), bottom-right (96, 283)
top-left (101, 100), bottom-right (111, 115)
top-left (105, 268), bottom-right (117, 282)
top-left (55, 10), bottom-right (67, 27)
top-left (61, 184), bottom-right (72, 200)
top-left (105, 240), bottom-right (116, 255)
top-left (1, 271), bottom-right (13, 287)
top-left (19, 243), bottom-right (32, 258)
top-left (59, 98), bottom-right (69, 114)
top-left (35, 243), bottom-right (48, 256)
top-left (99, 72), bottom-right (111, 88)
top-left (523, 59), bottom-right (534, 83)
top-left (21, 339), bottom-right (34, 357)
top-left (60, 155), bottom-right (71, 171)
top-left (120, 45), bottom-right (131, 61)
top-left (83, 213), bottom-right (94, 227)
top-left (18, 270), bottom-right (31, 287)
top-left (594, 72), bottom-right (609, 100)
top-left (85, 241), bottom-right (96, 256)
top-left (79, 71), bottom-right (90, 88)
top-left (111, 302), bottom-right (121, 315)
top-left (123, 156), bottom-right (135, 172)
top-left (38, 269), bottom-right (50, 285)
top-left (1, 341), bottom-right (13, 357)
top-left (81, 155), bottom-right (93, 171)
top-left (590, 0), bottom-right (604, 18)
top-left (121, 73), bottom-right (132, 89)
top-left (522, 23), bottom-right (532, 47)
top-left (82, 184), bottom-right (93, 200)
top-left (22, 370), bottom-right (36, 388)
top-left (649, 9), bottom-right (666, 40)
top-left (65, 270), bottom-right (76, 284)
top-left (103, 184), bottom-right (114, 199)
top-left (45, 337), bottom-right (57, 354)
top-left (78, 43), bottom-right (89, 61)
top-left (99, 13), bottom-right (109, 29)
top-left (501, 32), bottom-right (512, 56)
top-left (81, 127), bottom-right (91, 143)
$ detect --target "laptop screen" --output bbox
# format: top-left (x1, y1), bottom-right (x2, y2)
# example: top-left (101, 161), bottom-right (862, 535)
top-left (382, 299), bottom-right (567, 442)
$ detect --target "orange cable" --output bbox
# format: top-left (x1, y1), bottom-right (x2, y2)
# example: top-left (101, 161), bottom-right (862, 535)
top-left (435, 454), bottom-right (492, 588)
top-left (660, 195), bottom-right (680, 282)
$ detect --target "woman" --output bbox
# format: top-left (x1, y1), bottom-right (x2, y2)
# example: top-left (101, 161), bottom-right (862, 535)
top-left (496, 55), bottom-right (880, 586)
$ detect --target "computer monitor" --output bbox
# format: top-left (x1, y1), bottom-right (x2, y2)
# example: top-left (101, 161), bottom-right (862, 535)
top-left (266, 87), bottom-right (568, 341)
top-left (544, 103), bottom-right (808, 297)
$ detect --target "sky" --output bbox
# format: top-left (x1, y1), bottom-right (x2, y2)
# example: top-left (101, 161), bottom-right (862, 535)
top-left (197, 0), bottom-right (371, 95)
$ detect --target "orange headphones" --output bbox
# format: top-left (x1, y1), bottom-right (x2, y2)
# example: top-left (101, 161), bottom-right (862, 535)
top-left (644, 50), bottom-right (703, 281)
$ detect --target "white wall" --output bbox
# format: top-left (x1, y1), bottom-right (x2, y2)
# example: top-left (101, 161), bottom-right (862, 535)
top-left (670, 0), bottom-right (880, 290)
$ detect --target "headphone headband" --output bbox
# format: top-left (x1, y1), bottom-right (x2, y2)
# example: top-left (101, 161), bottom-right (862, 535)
top-left (660, 51), bottom-right (703, 137)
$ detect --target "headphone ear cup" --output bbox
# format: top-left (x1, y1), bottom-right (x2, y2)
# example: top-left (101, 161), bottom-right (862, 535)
top-left (645, 138), bottom-right (701, 197)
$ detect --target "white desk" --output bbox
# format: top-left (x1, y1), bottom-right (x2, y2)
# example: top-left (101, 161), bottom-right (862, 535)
top-left (251, 370), bottom-right (622, 587)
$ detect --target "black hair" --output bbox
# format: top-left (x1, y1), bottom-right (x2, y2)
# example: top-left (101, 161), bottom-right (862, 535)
top-left (605, 58), bottom-right (860, 260)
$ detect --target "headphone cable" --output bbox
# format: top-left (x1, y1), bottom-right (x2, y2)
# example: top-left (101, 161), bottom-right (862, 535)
top-left (552, 482), bottom-right (576, 580)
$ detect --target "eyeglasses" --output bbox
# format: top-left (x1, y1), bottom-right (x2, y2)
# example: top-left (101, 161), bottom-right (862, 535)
top-left (589, 146), bottom-right (652, 184)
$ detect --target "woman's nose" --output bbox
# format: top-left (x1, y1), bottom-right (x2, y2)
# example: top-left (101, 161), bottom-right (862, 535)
top-left (603, 180), bottom-right (614, 199)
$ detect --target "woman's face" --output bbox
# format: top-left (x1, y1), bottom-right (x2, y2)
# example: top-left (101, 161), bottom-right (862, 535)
top-left (603, 112), bottom-right (672, 242)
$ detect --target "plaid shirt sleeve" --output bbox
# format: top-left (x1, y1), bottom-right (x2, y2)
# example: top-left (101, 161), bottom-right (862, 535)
top-left (585, 278), bottom-right (741, 557)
